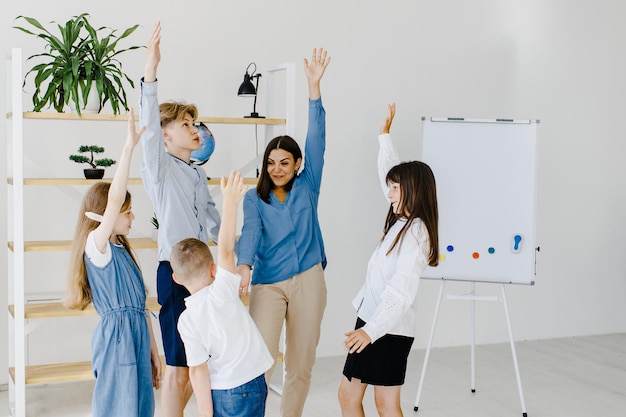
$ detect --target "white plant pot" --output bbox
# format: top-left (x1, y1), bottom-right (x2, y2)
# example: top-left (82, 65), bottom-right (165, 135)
top-left (68, 82), bottom-right (100, 114)
top-left (151, 229), bottom-right (158, 242)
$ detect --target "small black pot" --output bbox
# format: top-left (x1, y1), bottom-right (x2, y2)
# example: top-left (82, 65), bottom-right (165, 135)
top-left (84, 168), bottom-right (105, 180)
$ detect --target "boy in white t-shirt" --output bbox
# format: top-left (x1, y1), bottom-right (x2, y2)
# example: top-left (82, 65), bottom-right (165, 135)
top-left (170, 171), bottom-right (273, 417)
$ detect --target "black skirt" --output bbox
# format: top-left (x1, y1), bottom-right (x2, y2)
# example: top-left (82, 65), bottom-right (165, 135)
top-left (342, 317), bottom-right (414, 386)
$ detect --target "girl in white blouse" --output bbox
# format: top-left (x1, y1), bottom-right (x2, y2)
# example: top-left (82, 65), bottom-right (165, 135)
top-left (338, 103), bottom-right (440, 417)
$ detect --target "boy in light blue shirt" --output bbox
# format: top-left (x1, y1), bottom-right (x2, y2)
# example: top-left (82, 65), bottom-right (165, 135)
top-left (139, 21), bottom-right (220, 417)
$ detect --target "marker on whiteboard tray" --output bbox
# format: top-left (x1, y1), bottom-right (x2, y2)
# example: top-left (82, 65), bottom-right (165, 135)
top-left (447, 117), bottom-right (464, 121)
top-left (496, 118), bottom-right (514, 122)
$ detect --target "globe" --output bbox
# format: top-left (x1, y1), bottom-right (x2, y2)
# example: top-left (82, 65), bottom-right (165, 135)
top-left (191, 122), bottom-right (216, 165)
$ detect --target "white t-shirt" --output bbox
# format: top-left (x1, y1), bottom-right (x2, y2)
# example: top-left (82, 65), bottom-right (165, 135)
top-left (85, 231), bottom-right (112, 267)
top-left (177, 266), bottom-right (273, 390)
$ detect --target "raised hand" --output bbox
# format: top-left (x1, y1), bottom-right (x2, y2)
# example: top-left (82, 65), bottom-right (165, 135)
top-left (380, 103), bottom-right (396, 134)
top-left (220, 170), bottom-right (247, 206)
top-left (218, 171), bottom-right (247, 276)
top-left (126, 107), bottom-right (146, 150)
top-left (144, 21), bottom-right (161, 82)
top-left (304, 48), bottom-right (331, 100)
top-left (304, 48), bottom-right (331, 84)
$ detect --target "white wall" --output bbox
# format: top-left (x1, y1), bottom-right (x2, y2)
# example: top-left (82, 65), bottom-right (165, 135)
top-left (2, 0), bottom-right (626, 386)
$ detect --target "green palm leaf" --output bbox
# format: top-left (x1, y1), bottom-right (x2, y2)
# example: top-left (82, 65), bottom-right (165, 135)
top-left (14, 13), bottom-right (143, 115)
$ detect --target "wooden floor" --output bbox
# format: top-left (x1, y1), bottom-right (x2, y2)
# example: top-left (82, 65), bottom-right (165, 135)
top-left (1, 333), bottom-right (625, 416)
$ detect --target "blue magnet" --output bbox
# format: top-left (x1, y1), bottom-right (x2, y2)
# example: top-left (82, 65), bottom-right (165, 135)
top-left (511, 234), bottom-right (523, 254)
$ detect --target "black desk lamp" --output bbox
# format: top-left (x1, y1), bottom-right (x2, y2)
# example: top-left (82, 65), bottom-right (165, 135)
top-left (238, 62), bottom-right (264, 118)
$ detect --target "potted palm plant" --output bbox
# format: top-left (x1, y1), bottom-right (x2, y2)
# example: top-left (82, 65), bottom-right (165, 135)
top-left (14, 13), bottom-right (142, 115)
top-left (69, 145), bottom-right (116, 179)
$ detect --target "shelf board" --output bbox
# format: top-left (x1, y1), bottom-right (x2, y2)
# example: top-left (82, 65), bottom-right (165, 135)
top-left (9, 297), bottom-right (161, 319)
top-left (7, 111), bottom-right (285, 125)
top-left (8, 236), bottom-right (229, 252)
top-left (7, 237), bottom-right (164, 252)
top-left (8, 236), bottom-right (232, 252)
top-left (10, 361), bottom-right (96, 384)
top-left (8, 352), bottom-right (278, 385)
top-left (7, 296), bottom-right (249, 319)
top-left (9, 356), bottom-right (166, 385)
top-left (8, 177), bottom-right (259, 186)
top-left (197, 116), bottom-right (285, 125)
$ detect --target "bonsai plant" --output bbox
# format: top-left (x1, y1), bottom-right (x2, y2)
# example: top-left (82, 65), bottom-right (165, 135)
top-left (69, 145), bottom-right (116, 179)
top-left (14, 13), bottom-right (143, 115)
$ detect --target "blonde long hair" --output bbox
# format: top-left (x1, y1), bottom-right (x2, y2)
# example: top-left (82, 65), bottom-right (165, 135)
top-left (65, 182), bottom-right (139, 310)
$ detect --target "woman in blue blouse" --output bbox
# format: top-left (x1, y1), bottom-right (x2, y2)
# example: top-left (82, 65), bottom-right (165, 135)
top-left (237, 48), bottom-right (330, 417)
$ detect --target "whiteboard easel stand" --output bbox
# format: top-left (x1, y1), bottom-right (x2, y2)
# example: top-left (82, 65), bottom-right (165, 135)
top-left (413, 280), bottom-right (528, 417)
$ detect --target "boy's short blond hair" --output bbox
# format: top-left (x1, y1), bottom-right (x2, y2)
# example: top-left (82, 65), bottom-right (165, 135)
top-left (170, 238), bottom-right (214, 285)
top-left (159, 101), bottom-right (198, 127)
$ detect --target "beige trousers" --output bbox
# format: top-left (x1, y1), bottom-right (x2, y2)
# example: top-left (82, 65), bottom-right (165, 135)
top-left (249, 263), bottom-right (327, 417)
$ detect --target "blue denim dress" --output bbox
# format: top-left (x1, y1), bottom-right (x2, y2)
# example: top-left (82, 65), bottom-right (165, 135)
top-left (85, 243), bottom-right (154, 417)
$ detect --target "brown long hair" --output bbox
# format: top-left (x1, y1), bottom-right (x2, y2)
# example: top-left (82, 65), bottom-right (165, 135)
top-left (256, 135), bottom-right (303, 203)
top-left (383, 161), bottom-right (439, 266)
top-left (65, 182), bottom-right (139, 310)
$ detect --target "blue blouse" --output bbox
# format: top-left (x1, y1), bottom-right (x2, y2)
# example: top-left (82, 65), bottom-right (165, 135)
top-left (237, 98), bottom-right (327, 284)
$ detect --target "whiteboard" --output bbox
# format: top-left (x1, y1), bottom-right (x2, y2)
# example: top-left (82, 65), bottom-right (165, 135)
top-left (420, 117), bottom-right (539, 285)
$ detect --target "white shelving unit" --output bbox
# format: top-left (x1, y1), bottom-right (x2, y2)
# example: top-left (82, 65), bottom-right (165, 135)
top-left (6, 48), bottom-right (294, 417)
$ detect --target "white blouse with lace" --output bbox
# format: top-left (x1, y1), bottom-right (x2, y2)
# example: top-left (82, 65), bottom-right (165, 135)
top-left (351, 133), bottom-right (430, 343)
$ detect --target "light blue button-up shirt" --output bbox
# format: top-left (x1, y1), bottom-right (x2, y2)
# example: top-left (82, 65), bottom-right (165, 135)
top-left (139, 80), bottom-right (220, 262)
top-left (237, 98), bottom-right (326, 284)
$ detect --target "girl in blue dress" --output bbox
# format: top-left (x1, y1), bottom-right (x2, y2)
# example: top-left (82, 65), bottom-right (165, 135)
top-left (66, 109), bottom-right (161, 417)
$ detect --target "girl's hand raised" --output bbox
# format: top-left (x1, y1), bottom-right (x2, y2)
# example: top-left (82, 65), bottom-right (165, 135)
top-left (126, 107), bottom-right (146, 150)
top-left (380, 103), bottom-right (396, 134)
